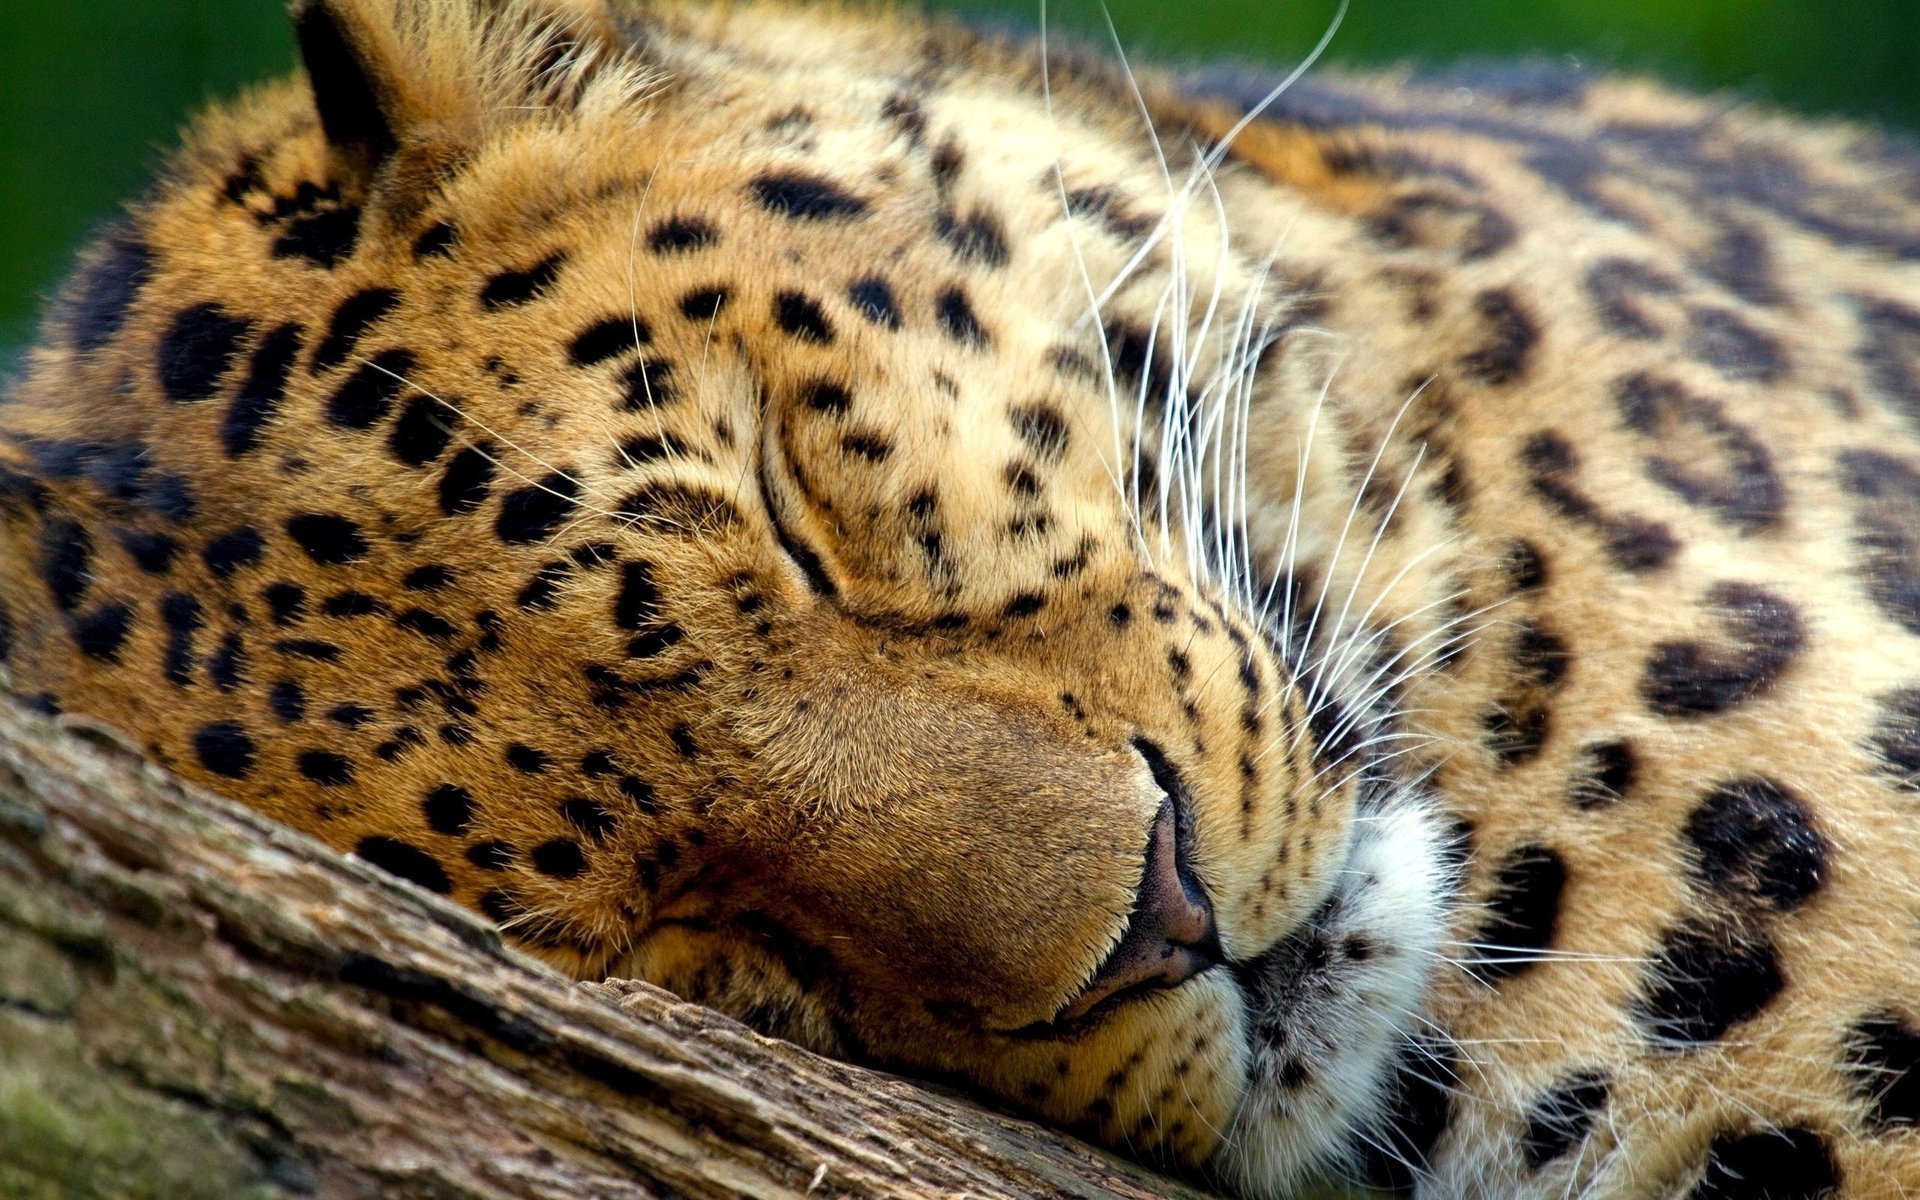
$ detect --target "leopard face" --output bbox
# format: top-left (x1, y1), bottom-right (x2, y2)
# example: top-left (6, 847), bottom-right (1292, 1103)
top-left (0, 0), bottom-right (1458, 1190)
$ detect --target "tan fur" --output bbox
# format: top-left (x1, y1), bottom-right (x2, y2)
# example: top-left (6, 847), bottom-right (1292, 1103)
top-left (4, 2), bottom-right (1920, 1195)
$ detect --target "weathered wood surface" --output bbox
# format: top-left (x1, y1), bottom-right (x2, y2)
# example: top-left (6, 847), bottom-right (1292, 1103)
top-left (0, 702), bottom-right (1210, 1200)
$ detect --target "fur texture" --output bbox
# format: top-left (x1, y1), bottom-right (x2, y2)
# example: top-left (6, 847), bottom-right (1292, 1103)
top-left (3, 2), bottom-right (1919, 1195)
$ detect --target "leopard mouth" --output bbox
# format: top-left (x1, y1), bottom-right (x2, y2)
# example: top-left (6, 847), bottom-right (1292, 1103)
top-left (1210, 788), bottom-right (1459, 1195)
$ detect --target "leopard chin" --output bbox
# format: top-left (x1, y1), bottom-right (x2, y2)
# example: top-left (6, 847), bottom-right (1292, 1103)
top-left (1209, 736), bottom-right (1459, 1196)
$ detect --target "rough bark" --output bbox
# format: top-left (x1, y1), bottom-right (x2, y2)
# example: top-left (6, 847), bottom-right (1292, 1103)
top-left (0, 702), bottom-right (1210, 1200)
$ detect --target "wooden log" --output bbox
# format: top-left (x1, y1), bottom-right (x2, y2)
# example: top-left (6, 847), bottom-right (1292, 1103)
top-left (0, 702), bottom-right (1207, 1200)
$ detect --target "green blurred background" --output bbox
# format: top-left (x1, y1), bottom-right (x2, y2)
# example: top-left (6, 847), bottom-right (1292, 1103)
top-left (3, 0), bottom-right (1918, 353)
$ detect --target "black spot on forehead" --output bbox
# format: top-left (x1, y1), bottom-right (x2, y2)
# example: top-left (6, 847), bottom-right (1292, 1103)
top-left (615, 483), bottom-right (739, 532)
top-left (159, 303), bottom-right (251, 403)
top-left (355, 836), bottom-right (451, 894)
top-left (160, 593), bottom-right (201, 684)
top-left (298, 750), bottom-right (355, 787)
top-left (801, 379), bottom-right (851, 414)
top-left (1846, 1012), bottom-right (1920, 1131)
top-left (679, 287), bottom-right (730, 321)
top-left (322, 590), bottom-right (382, 618)
top-left (269, 680), bottom-right (306, 724)
top-left (615, 560), bottom-right (661, 630)
top-left (751, 172), bottom-right (869, 220)
top-left (647, 216), bottom-right (719, 254)
top-left (144, 473), bottom-right (197, 525)
top-left (495, 474), bottom-right (581, 544)
top-left (208, 631), bottom-right (248, 692)
top-left (1635, 918), bottom-right (1784, 1047)
top-left (1642, 582), bottom-right (1805, 717)
top-left (118, 529), bottom-right (180, 575)
top-left (627, 623), bottom-right (684, 660)
top-left (312, 288), bottom-right (400, 374)
top-left (531, 838), bottom-right (587, 878)
top-left (67, 227), bottom-right (153, 353)
top-left (615, 434), bottom-right (683, 469)
top-left (37, 518), bottom-right (92, 612)
top-left (273, 208), bottom-right (362, 269)
top-left (1689, 1127), bottom-right (1838, 1200)
top-left (1684, 777), bottom-right (1827, 912)
top-left (569, 316), bottom-right (650, 367)
top-left (195, 721), bottom-right (257, 779)
top-left (403, 565), bottom-right (454, 592)
top-left (774, 292), bottom-right (834, 342)
top-left (274, 638), bottom-right (342, 663)
top-left (224, 322), bottom-right (304, 458)
top-left (263, 582), bottom-right (306, 626)
top-left (1522, 1070), bottom-right (1608, 1171)
top-left (439, 445), bottom-right (497, 517)
top-left (476, 888), bottom-right (520, 922)
top-left (467, 842), bottom-right (514, 871)
top-left (1472, 844), bottom-right (1566, 981)
top-left (286, 513), bottom-right (370, 565)
top-left (506, 744), bottom-right (550, 774)
top-left (516, 562), bottom-right (568, 610)
top-left (424, 784), bottom-right (476, 836)
top-left (560, 798), bottom-right (617, 841)
top-left (70, 602), bottom-right (134, 663)
top-left (395, 609), bottom-right (458, 641)
top-left (327, 704), bottom-right (373, 729)
top-left (620, 359), bottom-right (677, 409)
top-left (847, 277), bottom-right (902, 329)
top-left (936, 286), bottom-right (990, 347)
top-left (389, 396), bottom-right (453, 467)
top-left (412, 221), bottom-right (457, 260)
top-left (325, 348), bottom-right (415, 429)
top-left (481, 254), bottom-right (566, 308)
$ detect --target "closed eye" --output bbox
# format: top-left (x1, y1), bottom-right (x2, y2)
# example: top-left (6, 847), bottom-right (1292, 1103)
top-left (757, 410), bottom-right (839, 598)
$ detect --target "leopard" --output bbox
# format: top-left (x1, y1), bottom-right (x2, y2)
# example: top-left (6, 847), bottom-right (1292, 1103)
top-left (4, 0), bottom-right (1920, 1195)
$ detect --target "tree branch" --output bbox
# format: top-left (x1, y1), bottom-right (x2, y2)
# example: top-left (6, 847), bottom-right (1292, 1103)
top-left (0, 703), bottom-right (1205, 1200)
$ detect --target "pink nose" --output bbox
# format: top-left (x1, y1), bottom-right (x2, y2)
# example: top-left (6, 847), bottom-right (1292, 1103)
top-left (1060, 798), bottom-right (1221, 1022)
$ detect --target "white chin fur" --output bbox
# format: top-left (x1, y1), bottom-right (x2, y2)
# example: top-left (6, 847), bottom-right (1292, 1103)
top-left (1210, 794), bottom-right (1455, 1198)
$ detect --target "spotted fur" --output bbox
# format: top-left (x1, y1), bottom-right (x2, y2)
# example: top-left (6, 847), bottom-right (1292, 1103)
top-left (4, 2), bottom-right (1920, 1196)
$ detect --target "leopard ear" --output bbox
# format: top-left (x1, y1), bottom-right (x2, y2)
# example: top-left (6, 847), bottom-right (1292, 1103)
top-left (293, 0), bottom-right (412, 174)
top-left (292, 0), bottom-right (625, 177)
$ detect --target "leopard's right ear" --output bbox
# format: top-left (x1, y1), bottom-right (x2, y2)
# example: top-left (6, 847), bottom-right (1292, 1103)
top-left (291, 0), bottom-right (626, 181)
top-left (292, 0), bottom-right (413, 176)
